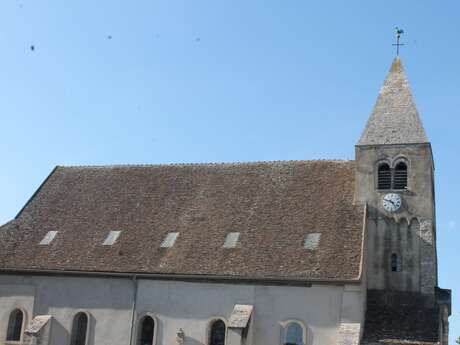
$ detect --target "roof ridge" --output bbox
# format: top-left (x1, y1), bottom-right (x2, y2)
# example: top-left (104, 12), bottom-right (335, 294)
top-left (57, 159), bottom-right (354, 169)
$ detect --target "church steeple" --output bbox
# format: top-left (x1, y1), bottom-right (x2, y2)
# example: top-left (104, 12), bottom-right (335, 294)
top-left (358, 57), bottom-right (429, 145)
top-left (355, 57), bottom-right (437, 295)
top-left (355, 57), bottom-right (451, 345)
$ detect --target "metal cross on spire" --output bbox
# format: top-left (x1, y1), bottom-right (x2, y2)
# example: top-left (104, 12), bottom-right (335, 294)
top-left (393, 27), bottom-right (405, 56)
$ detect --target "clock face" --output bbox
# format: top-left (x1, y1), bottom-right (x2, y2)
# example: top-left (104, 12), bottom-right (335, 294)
top-left (382, 193), bottom-right (402, 212)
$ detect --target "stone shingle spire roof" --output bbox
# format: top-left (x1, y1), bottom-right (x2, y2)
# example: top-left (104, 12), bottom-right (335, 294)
top-left (358, 57), bottom-right (429, 145)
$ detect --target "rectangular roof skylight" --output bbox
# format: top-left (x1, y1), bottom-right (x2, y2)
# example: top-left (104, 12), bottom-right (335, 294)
top-left (223, 232), bottom-right (240, 248)
top-left (304, 233), bottom-right (321, 250)
top-left (160, 232), bottom-right (179, 248)
top-left (39, 231), bottom-right (58, 245)
top-left (102, 230), bottom-right (121, 246)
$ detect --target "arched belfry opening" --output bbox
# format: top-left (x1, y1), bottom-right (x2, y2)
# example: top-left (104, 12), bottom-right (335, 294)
top-left (378, 163), bottom-right (392, 190)
top-left (377, 161), bottom-right (408, 190)
top-left (394, 162), bottom-right (408, 189)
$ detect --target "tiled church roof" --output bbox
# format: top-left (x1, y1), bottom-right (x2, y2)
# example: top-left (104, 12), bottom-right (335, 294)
top-left (0, 160), bottom-right (364, 282)
top-left (358, 57), bottom-right (429, 146)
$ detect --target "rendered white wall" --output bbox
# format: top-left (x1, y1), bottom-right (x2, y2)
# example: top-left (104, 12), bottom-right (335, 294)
top-left (0, 275), bottom-right (366, 345)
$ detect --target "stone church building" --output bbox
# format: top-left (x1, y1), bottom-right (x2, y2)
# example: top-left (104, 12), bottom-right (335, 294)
top-left (0, 58), bottom-right (451, 345)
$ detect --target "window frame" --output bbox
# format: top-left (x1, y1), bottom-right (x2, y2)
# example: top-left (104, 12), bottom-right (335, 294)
top-left (392, 158), bottom-right (409, 191)
top-left (280, 320), bottom-right (307, 345)
top-left (136, 313), bottom-right (158, 345)
top-left (5, 307), bottom-right (27, 345)
top-left (375, 160), bottom-right (392, 191)
top-left (391, 252), bottom-right (402, 272)
top-left (374, 157), bottom-right (411, 192)
top-left (206, 317), bottom-right (227, 345)
top-left (70, 311), bottom-right (90, 345)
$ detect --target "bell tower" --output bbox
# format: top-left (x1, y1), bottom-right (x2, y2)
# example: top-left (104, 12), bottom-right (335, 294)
top-left (356, 58), bottom-right (451, 345)
top-left (355, 57), bottom-right (436, 294)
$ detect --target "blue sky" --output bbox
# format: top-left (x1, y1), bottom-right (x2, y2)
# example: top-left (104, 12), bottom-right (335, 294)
top-left (0, 0), bottom-right (459, 341)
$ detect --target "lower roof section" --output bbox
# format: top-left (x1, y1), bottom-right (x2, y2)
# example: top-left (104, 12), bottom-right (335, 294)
top-left (0, 160), bottom-right (364, 282)
top-left (361, 290), bottom-right (440, 345)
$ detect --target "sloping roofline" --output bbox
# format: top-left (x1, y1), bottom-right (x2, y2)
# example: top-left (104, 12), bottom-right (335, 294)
top-left (15, 166), bottom-right (59, 220)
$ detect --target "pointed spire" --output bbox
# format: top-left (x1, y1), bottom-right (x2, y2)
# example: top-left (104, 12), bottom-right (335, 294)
top-left (358, 57), bottom-right (429, 145)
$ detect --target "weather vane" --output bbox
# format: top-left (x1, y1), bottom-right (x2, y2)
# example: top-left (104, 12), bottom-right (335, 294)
top-left (393, 27), bottom-right (405, 56)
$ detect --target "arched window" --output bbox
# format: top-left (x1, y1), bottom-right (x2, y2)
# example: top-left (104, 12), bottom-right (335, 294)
top-left (284, 322), bottom-right (304, 345)
top-left (394, 162), bottom-right (408, 189)
top-left (6, 309), bottom-right (24, 342)
top-left (70, 312), bottom-right (88, 345)
top-left (138, 316), bottom-right (155, 345)
top-left (209, 319), bottom-right (226, 345)
top-left (391, 253), bottom-right (401, 272)
top-left (377, 163), bottom-right (391, 190)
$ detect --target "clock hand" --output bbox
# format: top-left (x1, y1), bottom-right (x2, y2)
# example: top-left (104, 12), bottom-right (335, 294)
top-left (386, 199), bottom-right (396, 206)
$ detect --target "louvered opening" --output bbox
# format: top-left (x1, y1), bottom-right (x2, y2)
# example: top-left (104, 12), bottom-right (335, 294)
top-left (377, 163), bottom-right (391, 190)
top-left (394, 162), bottom-right (408, 189)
